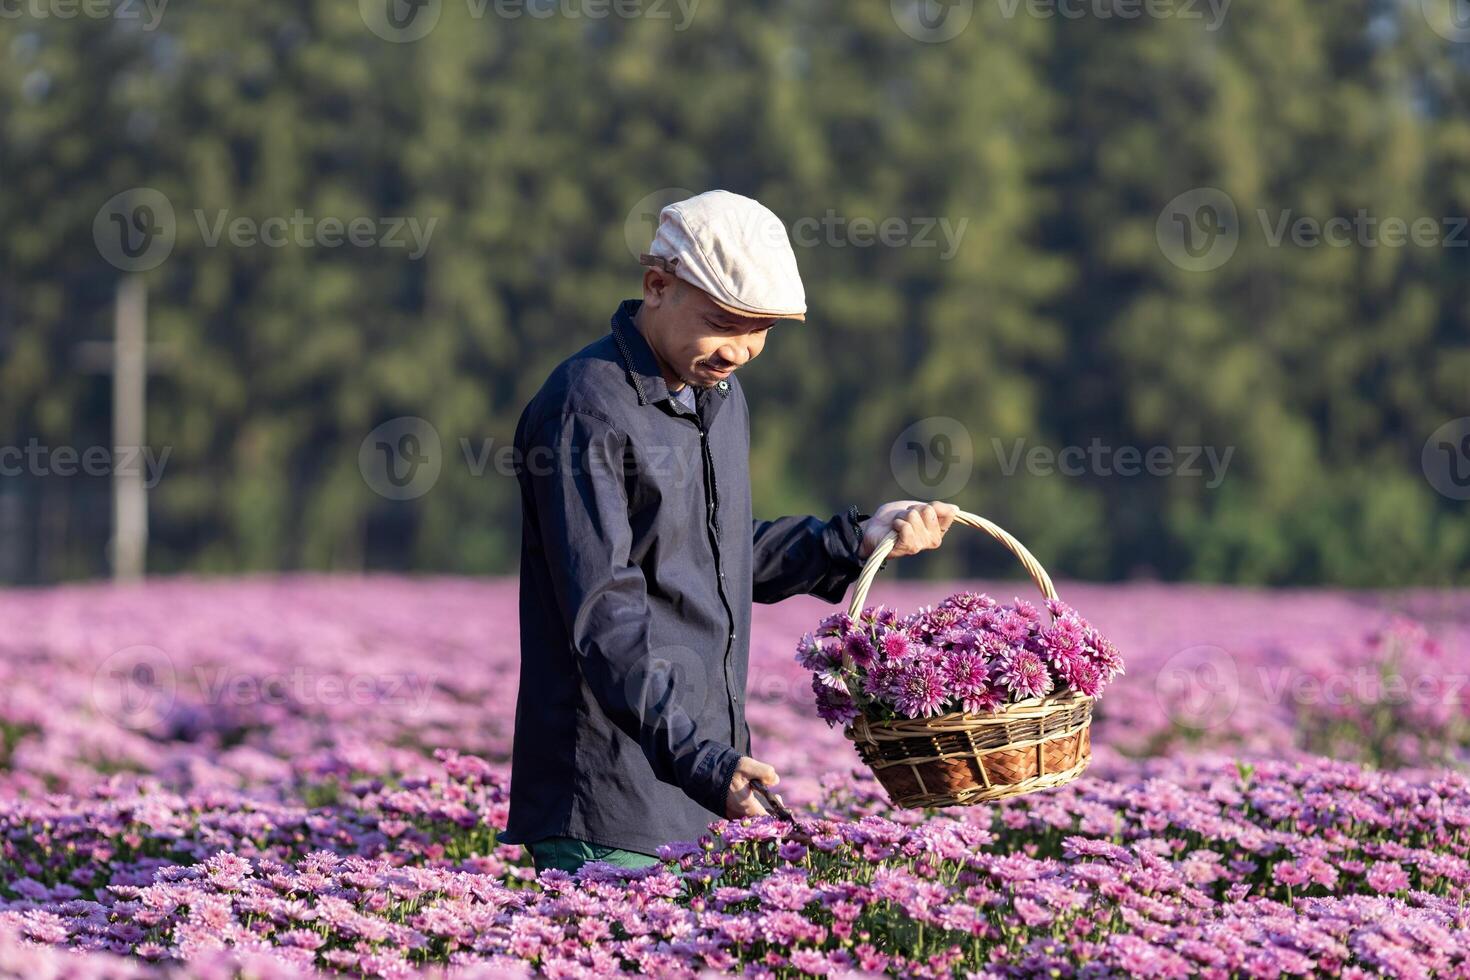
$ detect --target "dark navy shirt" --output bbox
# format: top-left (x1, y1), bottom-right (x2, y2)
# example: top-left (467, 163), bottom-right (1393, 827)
top-left (500, 299), bottom-right (871, 855)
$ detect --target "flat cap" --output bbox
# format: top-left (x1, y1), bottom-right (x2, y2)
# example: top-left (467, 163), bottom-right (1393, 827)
top-left (639, 190), bottom-right (806, 321)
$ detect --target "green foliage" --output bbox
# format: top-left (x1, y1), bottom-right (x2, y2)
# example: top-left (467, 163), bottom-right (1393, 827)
top-left (0, 0), bottom-right (1465, 584)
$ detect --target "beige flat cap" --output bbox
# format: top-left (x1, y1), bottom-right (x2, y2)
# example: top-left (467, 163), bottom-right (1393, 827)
top-left (639, 189), bottom-right (807, 321)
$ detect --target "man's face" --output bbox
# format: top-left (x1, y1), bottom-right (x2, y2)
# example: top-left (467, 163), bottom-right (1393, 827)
top-left (640, 272), bottom-right (778, 389)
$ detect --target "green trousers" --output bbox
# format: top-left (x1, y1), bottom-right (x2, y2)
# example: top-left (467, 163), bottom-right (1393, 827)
top-left (527, 835), bottom-right (662, 875)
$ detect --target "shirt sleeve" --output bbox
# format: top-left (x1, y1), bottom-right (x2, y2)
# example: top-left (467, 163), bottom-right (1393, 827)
top-left (751, 505), bottom-right (875, 605)
top-left (525, 410), bottom-right (742, 817)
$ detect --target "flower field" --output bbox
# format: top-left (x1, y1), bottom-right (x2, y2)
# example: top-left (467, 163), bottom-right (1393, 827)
top-left (1, 575), bottom-right (1467, 978)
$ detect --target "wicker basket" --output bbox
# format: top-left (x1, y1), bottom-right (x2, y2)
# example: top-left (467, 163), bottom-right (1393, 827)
top-left (840, 510), bottom-right (1093, 808)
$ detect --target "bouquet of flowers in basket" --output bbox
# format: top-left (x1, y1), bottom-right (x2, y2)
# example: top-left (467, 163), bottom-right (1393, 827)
top-left (796, 590), bottom-right (1125, 727)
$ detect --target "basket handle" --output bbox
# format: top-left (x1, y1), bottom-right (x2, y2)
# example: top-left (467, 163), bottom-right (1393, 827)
top-left (845, 509), bottom-right (1059, 620)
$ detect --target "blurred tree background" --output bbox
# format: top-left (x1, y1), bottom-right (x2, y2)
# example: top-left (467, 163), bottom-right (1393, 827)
top-left (0, 0), bottom-right (1466, 586)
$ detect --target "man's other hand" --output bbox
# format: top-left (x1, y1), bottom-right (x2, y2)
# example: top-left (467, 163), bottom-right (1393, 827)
top-left (857, 500), bottom-right (959, 561)
top-left (724, 755), bottom-right (780, 819)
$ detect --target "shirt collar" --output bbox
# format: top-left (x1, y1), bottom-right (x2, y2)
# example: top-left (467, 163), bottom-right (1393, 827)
top-left (610, 299), bottom-right (731, 408)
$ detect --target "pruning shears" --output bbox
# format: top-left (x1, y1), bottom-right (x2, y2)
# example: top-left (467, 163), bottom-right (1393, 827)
top-left (750, 778), bottom-right (797, 823)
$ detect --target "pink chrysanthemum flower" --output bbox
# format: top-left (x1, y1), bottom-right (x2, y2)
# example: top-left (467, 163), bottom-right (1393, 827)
top-left (961, 683), bottom-right (1005, 714)
top-left (1083, 628), bottom-right (1126, 681)
top-left (893, 661), bottom-right (948, 718)
top-left (1058, 657), bottom-right (1102, 697)
top-left (794, 632), bottom-right (827, 672)
top-left (858, 604), bottom-right (899, 629)
top-left (1012, 597), bottom-right (1041, 621)
top-left (815, 611), bottom-right (852, 638)
top-left (1366, 861), bottom-right (1410, 894)
top-left (906, 605), bottom-right (965, 645)
top-left (991, 610), bottom-right (1033, 645)
top-left (1042, 616), bottom-right (1085, 660)
top-left (813, 681), bottom-right (860, 727)
top-left (995, 648), bottom-right (1054, 700)
top-left (861, 661), bottom-right (900, 702)
top-left (813, 663), bottom-right (848, 692)
top-left (879, 629), bottom-right (911, 663)
top-left (936, 626), bottom-right (980, 652)
top-left (943, 648), bottom-right (988, 693)
top-left (842, 632), bottom-right (878, 669)
top-left (939, 590), bottom-right (993, 614)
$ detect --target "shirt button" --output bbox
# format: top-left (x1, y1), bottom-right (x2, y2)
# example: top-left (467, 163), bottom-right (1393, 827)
top-left (729, 630), bottom-right (735, 640)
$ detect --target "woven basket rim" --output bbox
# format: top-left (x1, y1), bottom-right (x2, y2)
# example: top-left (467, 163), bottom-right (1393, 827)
top-left (841, 687), bottom-right (1093, 738)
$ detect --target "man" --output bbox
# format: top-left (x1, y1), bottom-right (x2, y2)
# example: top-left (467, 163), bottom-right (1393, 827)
top-left (501, 190), bottom-right (958, 875)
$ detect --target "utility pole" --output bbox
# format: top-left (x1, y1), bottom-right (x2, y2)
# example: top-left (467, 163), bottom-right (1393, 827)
top-left (75, 276), bottom-right (168, 581)
top-left (112, 276), bottom-right (147, 580)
